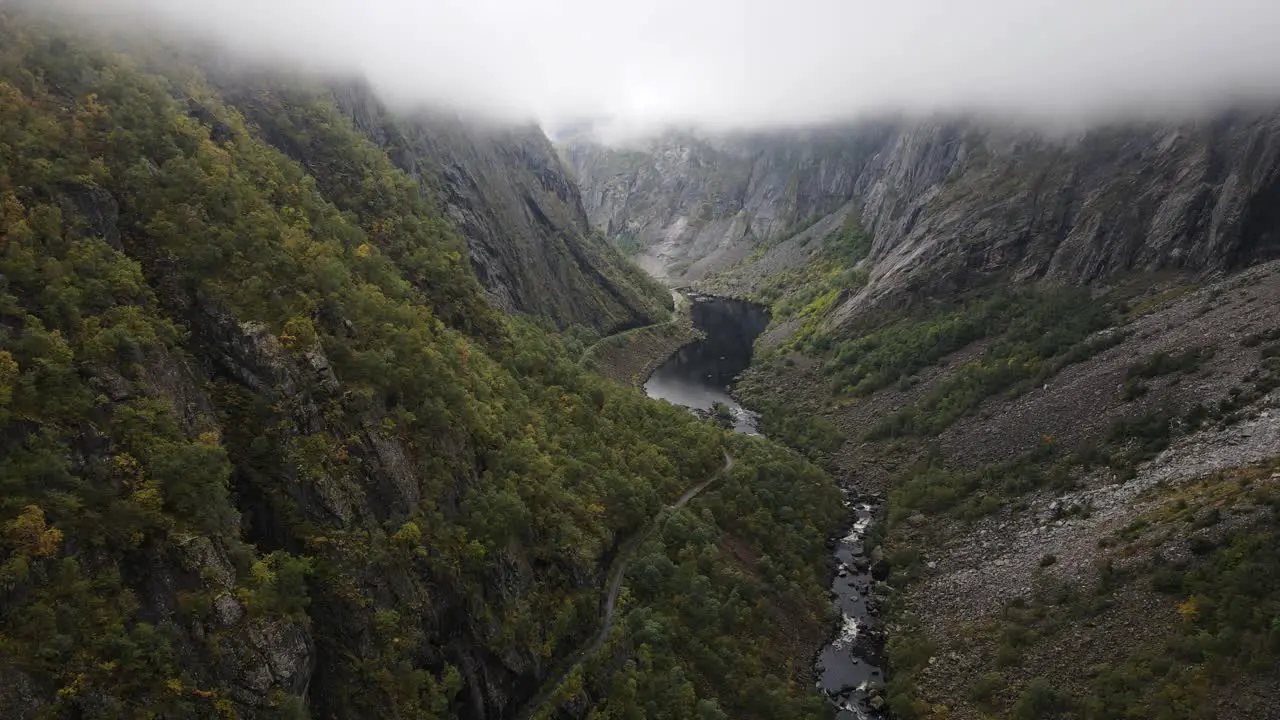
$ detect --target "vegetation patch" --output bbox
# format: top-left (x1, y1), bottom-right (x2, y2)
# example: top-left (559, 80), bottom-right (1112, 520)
top-left (1121, 282), bottom-right (1199, 320)
top-left (887, 441), bottom-right (1072, 524)
top-left (548, 436), bottom-right (844, 719)
top-left (859, 289), bottom-right (1120, 439)
top-left (0, 15), bottom-right (843, 718)
top-left (1122, 347), bottom-right (1215, 401)
top-left (749, 398), bottom-right (843, 461)
top-left (610, 231), bottom-right (645, 258)
top-left (753, 213), bottom-right (871, 347)
top-left (1240, 326), bottom-right (1280, 347)
top-left (1181, 354), bottom-right (1280, 433)
top-left (1083, 471), bottom-right (1280, 718)
top-left (886, 458), bottom-right (1280, 720)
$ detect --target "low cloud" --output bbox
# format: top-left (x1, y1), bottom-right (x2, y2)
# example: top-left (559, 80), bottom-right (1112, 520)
top-left (43, 0), bottom-right (1280, 130)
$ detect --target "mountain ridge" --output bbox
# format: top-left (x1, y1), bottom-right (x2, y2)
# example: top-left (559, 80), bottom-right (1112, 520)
top-left (559, 112), bottom-right (1280, 327)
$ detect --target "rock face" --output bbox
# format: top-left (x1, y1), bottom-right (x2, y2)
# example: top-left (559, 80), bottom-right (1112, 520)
top-left (214, 76), bottom-right (670, 334)
top-left (328, 83), bottom-right (671, 333)
top-left (560, 111), bottom-right (1280, 322)
top-left (559, 126), bottom-right (892, 282)
top-left (206, 67), bottom-right (668, 334)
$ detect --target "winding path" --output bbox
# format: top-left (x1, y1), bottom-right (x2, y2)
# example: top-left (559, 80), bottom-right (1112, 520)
top-left (514, 451), bottom-right (735, 720)
top-left (577, 291), bottom-right (692, 367)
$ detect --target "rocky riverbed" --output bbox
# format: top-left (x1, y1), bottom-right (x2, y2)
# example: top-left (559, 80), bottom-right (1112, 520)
top-left (817, 493), bottom-right (888, 719)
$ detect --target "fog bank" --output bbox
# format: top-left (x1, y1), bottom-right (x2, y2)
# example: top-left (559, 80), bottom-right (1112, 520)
top-left (42, 0), bottom-right (1280, 131)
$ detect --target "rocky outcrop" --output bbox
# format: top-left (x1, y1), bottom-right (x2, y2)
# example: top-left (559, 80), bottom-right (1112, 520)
top-left (560, 110), bottom-right (1280, 326)
top-left (835, 114), bottom-right (1280, 327)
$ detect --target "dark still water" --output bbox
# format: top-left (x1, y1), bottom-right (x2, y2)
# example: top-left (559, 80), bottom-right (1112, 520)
top-left (643, 296), bottom-right (770, 434)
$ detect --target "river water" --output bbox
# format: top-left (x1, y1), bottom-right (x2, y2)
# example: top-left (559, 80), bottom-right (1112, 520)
top-left (819, 497), bottom-right (887, 719)
top-left (643, 295), bottom-right (769, 434)
top-left (641, 294), bottom-right (886, 719)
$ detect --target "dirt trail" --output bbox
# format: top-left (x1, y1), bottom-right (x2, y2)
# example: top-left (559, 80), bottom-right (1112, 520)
top-left (514, 451), bottom-right (733, 720)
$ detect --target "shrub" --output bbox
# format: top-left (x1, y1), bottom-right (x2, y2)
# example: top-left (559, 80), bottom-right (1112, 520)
top-left (966, 671), bottom-right (1007, 711)
top-left (846, 288), bottom-right (1116, 436)
top-left (1012, 678), bottom-right (1071, 719)
top-left (1126, 347), bottom-right (1215, 381)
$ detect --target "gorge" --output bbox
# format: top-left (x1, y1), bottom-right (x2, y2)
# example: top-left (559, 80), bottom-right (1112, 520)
top-left (563, 114), bottom-right (1280, 719)
top-left (636, 294), bottom-right (886, 718)
top-left (3, 2), bottom-right (1280, 719)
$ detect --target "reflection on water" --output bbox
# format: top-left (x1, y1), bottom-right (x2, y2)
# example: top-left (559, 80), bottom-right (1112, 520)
top-left (643, 296), bottom-right (769, 434)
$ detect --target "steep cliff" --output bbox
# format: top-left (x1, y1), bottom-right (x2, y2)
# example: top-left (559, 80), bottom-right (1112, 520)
top-left (561, 113), bottom-right (1280, 323)
top-left (209, 77), bottom-right (670, 335)
top-left (559, 126), bottom-right (892, 282)
top-left (350, 95), bottom-right (674, 333)
top-left (286, 81), bottom-right (670, 333)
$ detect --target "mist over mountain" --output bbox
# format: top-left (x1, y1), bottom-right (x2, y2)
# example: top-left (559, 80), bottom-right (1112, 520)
top-left (44, 0), bottom-right (1280, 132)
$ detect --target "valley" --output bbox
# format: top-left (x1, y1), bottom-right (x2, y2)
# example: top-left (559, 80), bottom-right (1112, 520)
top-left (0, 8), bottom-right (840, 719)
top-left (567, 122), bottom-right (1280, 718)
top-left (2, 2), bottom-right (1280, 719)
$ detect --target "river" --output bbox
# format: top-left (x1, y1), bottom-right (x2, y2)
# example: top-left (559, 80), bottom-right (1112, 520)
top-left (641, 294), bottom-right (886, 719)
top-left (819, 498), bottom-right (887, 719)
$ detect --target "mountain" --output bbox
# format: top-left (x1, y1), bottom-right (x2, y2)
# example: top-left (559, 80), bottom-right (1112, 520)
top-left (565, 120), bottom-right (1280, 716)
top-left (561, 115), bottom-right (1280, 318)
top-left (0, 8), bottom-right (840, 720)
top-left (558, 125), bottom-right (891, 282)
top-left (331, 86), bottom-right (672, 334)
top-left (203, 74), bottom-right (671, 335)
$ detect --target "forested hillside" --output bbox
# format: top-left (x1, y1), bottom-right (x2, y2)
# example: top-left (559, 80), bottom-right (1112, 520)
top-left (215, 75), bottom-right (673, 335)
top-left (0, 8), bottom-right (841, 719)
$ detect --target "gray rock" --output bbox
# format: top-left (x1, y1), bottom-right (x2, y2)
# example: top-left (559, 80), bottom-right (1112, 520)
top-left (563, 113), bottom-right (1280, 327)
top-left (175, 535), bottom-right (236, 590)
top-left (0, 669), bottom-right (43, 719)
top-left (212, 593), bottom-right (245, 628)
top-left (225, 618), bottom-right (313, 706)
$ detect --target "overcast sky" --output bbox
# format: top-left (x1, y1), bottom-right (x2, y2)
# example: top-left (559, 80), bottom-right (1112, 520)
top-left (51, 0), bottom-right (1280, 131)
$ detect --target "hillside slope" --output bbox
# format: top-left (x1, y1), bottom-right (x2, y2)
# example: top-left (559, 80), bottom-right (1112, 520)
top-left (0, 10), bottom-right (839, 720)
top-left (562, 92), bottom-right (1280, 720)
top-left (736, 263), bottom-right (1280, 719)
